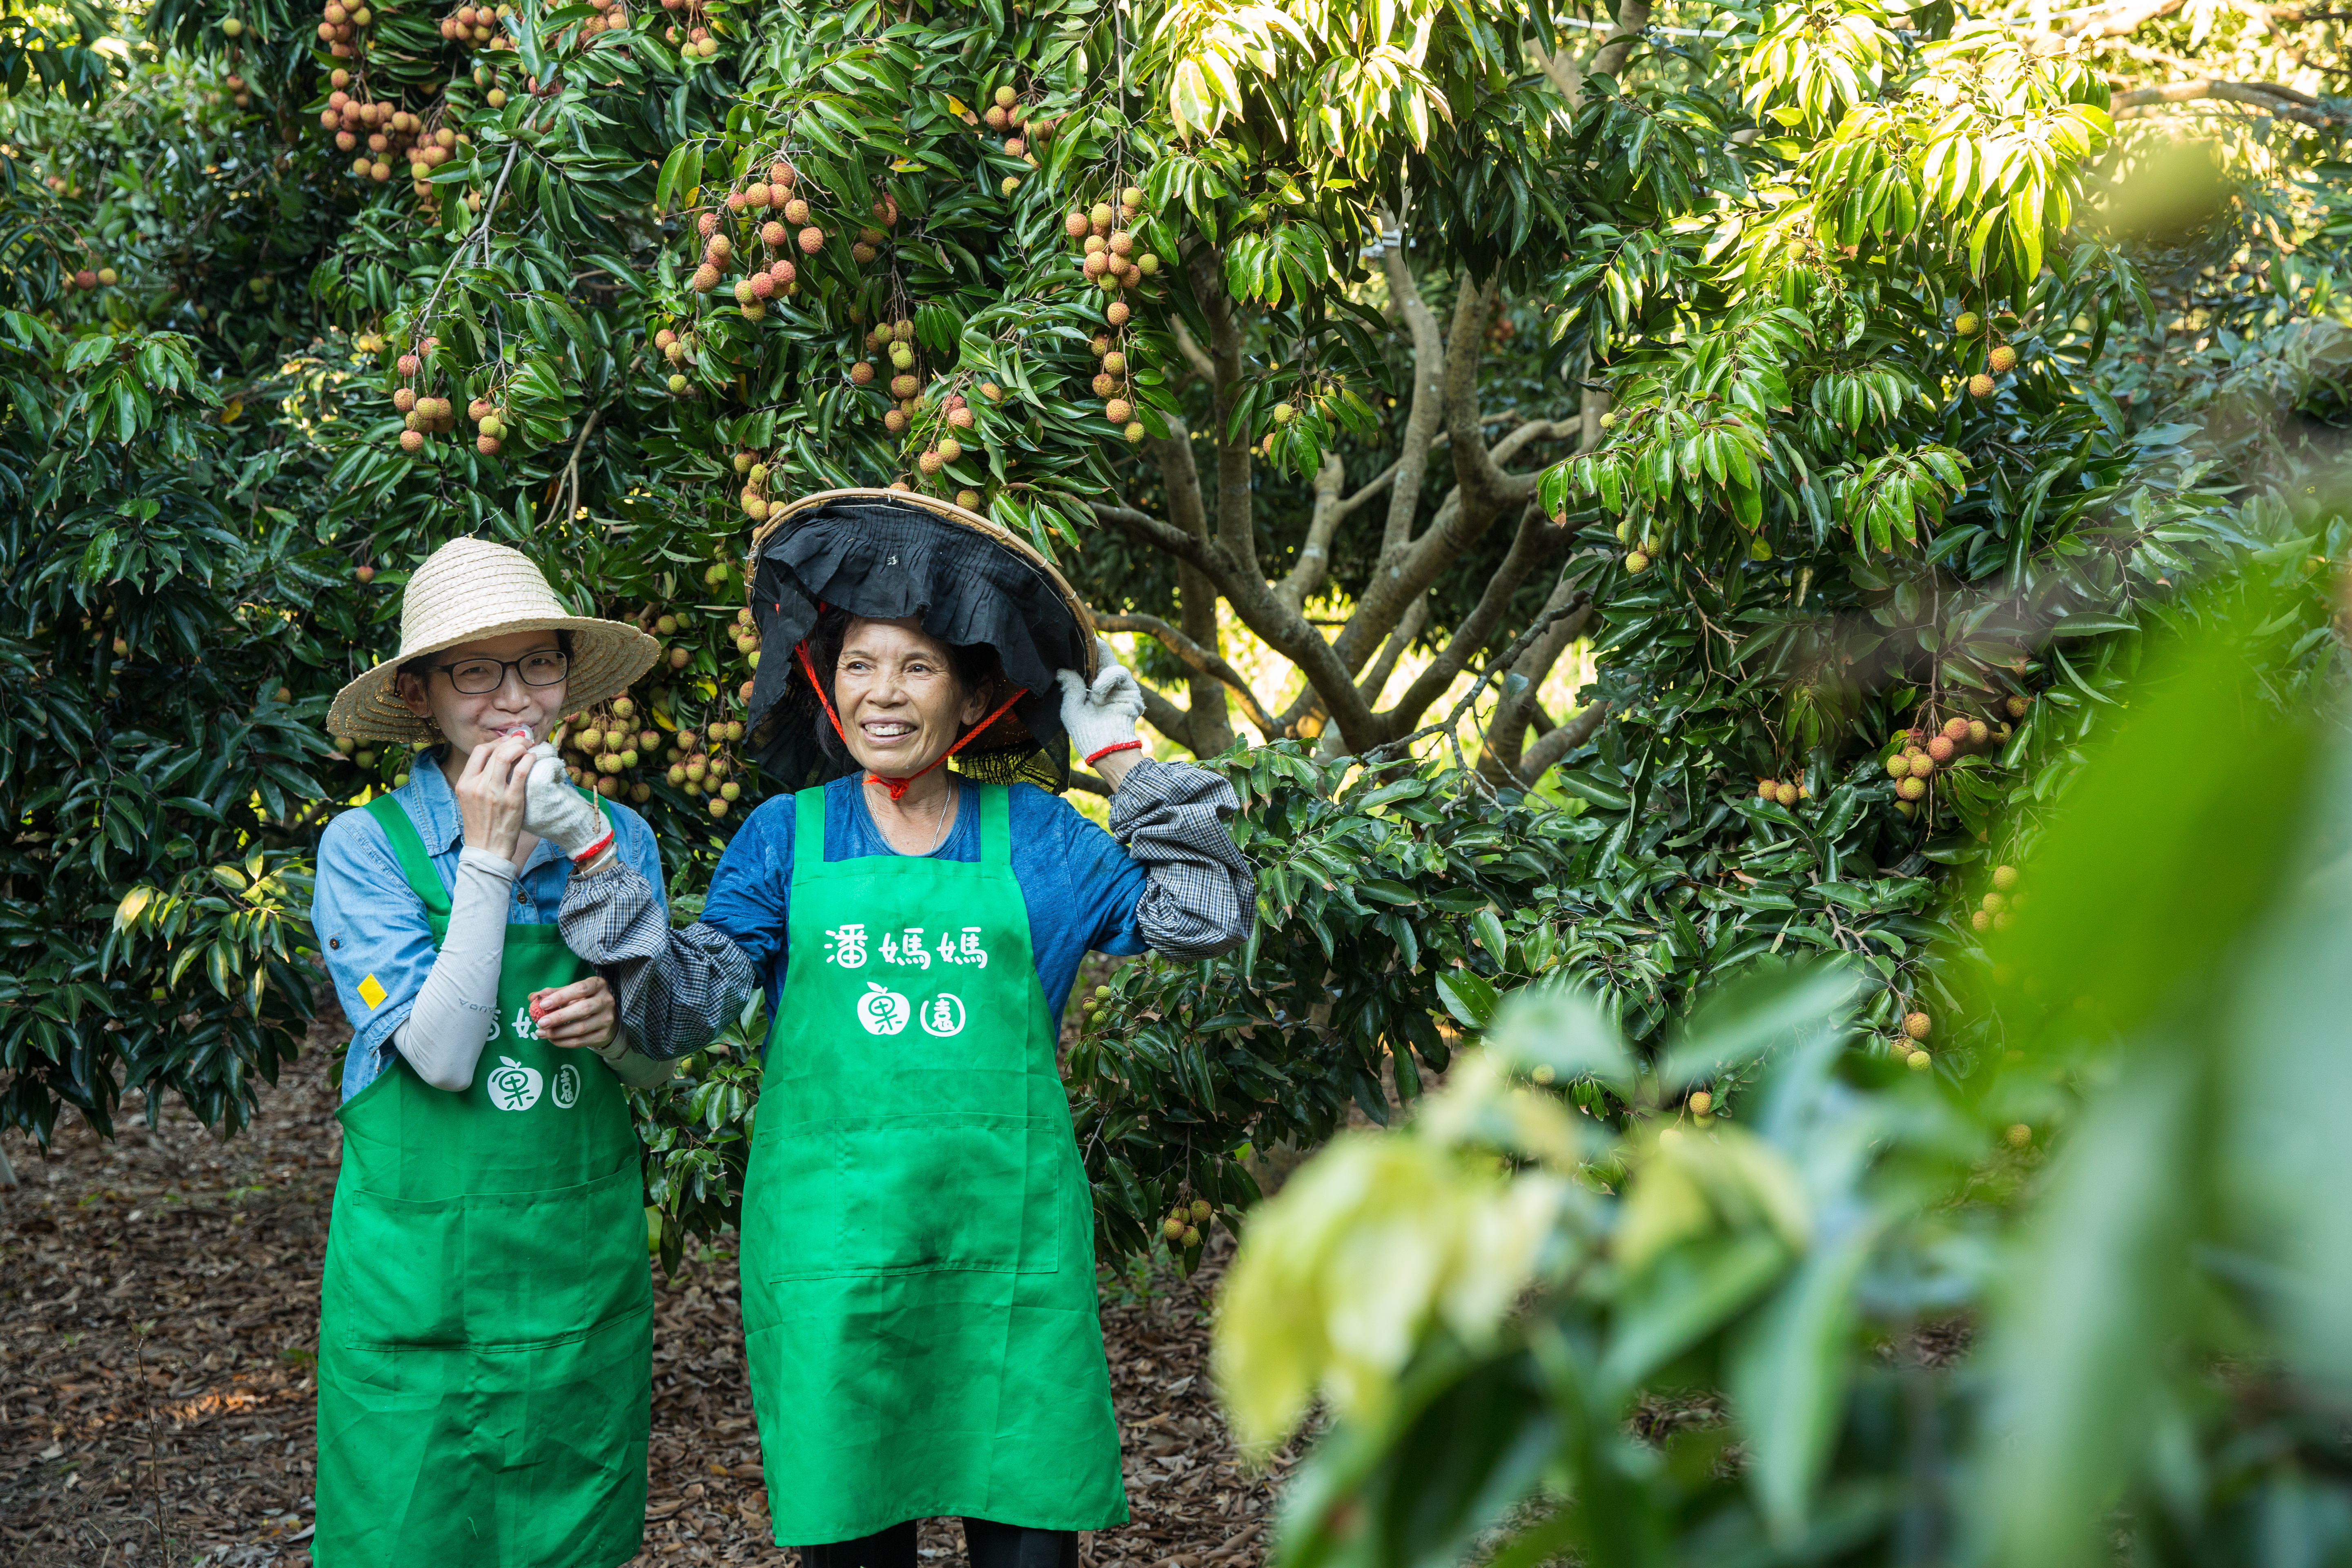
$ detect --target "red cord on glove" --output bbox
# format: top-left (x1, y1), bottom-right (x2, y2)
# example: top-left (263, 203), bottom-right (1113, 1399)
top-left (1084, 739), bottom-right (1142, 766)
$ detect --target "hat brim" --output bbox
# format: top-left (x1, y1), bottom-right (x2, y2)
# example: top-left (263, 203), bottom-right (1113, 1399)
top-left (327, 617), bottom-right (664, 743)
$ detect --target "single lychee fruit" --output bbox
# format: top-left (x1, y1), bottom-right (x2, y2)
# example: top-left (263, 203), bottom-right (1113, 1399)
top-left (1885, 753), bottom-right (1911, 778)
top-left (761, 220), bottom-right (787, 248)
top-left (2005, 1123), bottom-right (2031, 1148)
top-left (2006, 694), bottom-right (2029, 718)
top-left (1902, 1012), bottom-right (1931, 1040)
top-left (1625, 550), bottom-right (1651, 574)
top-left (1971, 909), bottom-right (1990, 932)
top-left (1967, 719), bottom-right (1990, 746)
top-left (1896, 775), bottom-right (1926, 801)
top-left (398, 431), bottom-right (423, 454)
top-left (1161, 1215), bottom-right (1186, 1241)
top-left (1775, 782), bottom-right (1799, 807)
top-left (956, 488), bottom-right (981, 509)
top-left (1180, 1225), bottom-right (1200, 1249)
top-left (797, 226), bottom-right (825, 254)
top-left (1103, 397), bottom-right (1132, 424)
top-left (1988, 344), bottom-right (2018, 374)
top-left (1907, 1049), bottom-right (1932, 1071)
top-left (1969, 372), bottom-right (1996, 398)
top-left (1992, 864), bottom-right (2020, 891)
top-left (1954, 311), bottom-right (1982, 337)
top-left (1687, 1090), bottom-right (1712, 1116)
top-left (1755, 779), bottom-right (1777, 801)
top-left (1939, 716), bottom-right (1969, 742)
top-left (1106, 300), bottom-right (1130, 326)
top-left (850, 361), bottom-right (875, 385)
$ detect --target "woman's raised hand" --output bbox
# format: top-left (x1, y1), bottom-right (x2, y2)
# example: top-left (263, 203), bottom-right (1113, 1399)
top-left (456, 730), bottom-right (536, 861)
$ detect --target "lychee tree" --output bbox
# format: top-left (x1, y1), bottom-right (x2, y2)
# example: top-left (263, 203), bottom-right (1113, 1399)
top-left (4, 0), bottom-right (2352, 1274)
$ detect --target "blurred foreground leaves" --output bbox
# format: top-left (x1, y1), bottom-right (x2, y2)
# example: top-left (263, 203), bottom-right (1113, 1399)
top-left (1214, 585), bottom-right (2352, 1568)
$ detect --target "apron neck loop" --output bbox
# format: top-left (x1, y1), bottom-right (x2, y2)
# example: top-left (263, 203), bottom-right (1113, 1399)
top-left (865, 687), bottom-right (1028, 802)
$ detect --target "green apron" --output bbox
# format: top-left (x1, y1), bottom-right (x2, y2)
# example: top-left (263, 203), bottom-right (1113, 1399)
top-left (739, 783), bottom-right (1127, 1542)
top-left (314, 794), bottom-right (652, 1568)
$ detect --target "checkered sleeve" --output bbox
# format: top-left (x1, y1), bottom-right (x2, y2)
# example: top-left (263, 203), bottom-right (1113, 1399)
top-left (1106, 757), bottom-right (1256, 959)
top-left (559, 860), bottom-right (758, 1060)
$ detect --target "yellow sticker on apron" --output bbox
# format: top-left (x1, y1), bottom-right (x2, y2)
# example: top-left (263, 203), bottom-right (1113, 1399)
top-left (357, 974), bottom-right (388, 1010)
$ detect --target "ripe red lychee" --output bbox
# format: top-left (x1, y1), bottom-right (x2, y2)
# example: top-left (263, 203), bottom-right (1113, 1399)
top-left (1941, 716), bottom-right (1969, 742)
top-left (1927, 736), bottom-right (1955, 762)
top-left (797, 226), bottom-right (824, 254)
top-left (1969, 372), bottom-right (1995, 398)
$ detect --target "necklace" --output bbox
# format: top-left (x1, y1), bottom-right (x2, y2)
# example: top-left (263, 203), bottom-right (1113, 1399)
top-left (875, 778), bottom-right (954, 855)
top-left (920, 784), bottom-right (953, 855)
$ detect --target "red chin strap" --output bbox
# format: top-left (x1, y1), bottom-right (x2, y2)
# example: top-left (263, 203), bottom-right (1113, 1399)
top-left (794, 638), bottom-right (1027, 802)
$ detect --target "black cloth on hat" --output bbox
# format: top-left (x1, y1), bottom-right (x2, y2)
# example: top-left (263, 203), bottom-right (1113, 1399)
top-left (745, 495), bottom-right (1090, 793)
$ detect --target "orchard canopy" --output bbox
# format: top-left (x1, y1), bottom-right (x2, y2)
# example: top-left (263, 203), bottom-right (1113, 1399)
top-left (1, 0), bottom-right (2348, 1259)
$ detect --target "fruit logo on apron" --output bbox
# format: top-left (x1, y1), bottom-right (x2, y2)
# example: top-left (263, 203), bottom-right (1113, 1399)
top-left (859, 984), bottom-right (911, 1035)
top-left (488, 1056), bottom-right (543, 1110)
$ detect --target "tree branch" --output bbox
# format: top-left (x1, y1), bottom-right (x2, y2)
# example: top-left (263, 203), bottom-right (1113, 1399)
top-left (1376, 210), bottom-right (1446, 561)
top-left (1275, 454), bottom-right (1346, 613)
top-left (2111, 78), bottom-right (2347, 127)
top-left (2064, 0), bottom-right (2185, 35)
top-left (1379, 503), bottom-right (1569, 731)
top-left (1098, 612), bottom-right (1279, 738)
top-left (1480, 575), bottom-right (1595, 781)
top-left (1517, 699), bottom-right (1611, 780)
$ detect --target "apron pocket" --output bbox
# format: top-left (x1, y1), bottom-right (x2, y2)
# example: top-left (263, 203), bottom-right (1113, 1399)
top-left (464, 1160), bottom-right (651, 1349)
top-left (757, 1112), bottom-right (1062, 1280)
top-left (330, 1188), bottom-right (467, 1349)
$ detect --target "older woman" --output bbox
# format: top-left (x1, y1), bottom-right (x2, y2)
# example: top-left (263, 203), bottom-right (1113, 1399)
top-left (310, 537), bottom-right (670, 1568)
top-left (541, 491), bottom-right (1252, 1568)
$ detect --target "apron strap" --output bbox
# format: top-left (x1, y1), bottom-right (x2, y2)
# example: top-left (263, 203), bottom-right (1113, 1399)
top-left (791, 785), bottom-right (828, 889)
top-left (365, 793), bottom-right (452, 920)
top-left (978, 784), bottom-right (1009, 869)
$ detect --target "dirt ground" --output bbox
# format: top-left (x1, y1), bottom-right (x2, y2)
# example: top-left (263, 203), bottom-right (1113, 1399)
top-left (0, 1009), bottom-right (1287, 1568)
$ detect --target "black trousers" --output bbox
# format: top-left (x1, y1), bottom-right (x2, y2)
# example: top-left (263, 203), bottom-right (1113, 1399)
top-left (802, 1518), bottom-right (1079, 1568)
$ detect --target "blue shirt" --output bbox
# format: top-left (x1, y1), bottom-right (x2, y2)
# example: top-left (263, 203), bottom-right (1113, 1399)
top-left (310, 756), bottom-right (666, 1100)
top-left (702, 775), bottom-right (1150, 1036)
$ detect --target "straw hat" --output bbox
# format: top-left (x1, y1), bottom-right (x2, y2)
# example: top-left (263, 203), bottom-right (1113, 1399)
top-left (327, 538), bottom-right (661, 744)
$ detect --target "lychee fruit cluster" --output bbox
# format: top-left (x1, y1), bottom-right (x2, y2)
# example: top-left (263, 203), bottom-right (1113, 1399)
top-left (439, 2), bottom-right (518, 47)
top-left (653, 323), bottom-right (697, 394)
top-left (1881, 706), bottom-right (2025, 812)
top-left (915, 392), bottom-right (972, 477)
top-left (1969, 861), bottom-right (2022, 933)
top-left (575, 0), bottom-right (626, 39)
top-left (557, 698), bottom-right (656, 803)
top-left (729, 606), bottom-right (762, 668)
top-left (858, 316), bottom-right (931, 434)
top-left (650, 715), bottom-right (749, 818)
top-left (1082, 330), bottom-right (1146, 445)
top-left (1061, 187), bottom-right (1156, 325)
top-left (733, 451), bottom-right (774, 522)
top-left (465, 394), bottom-right (510, 457)
top-left (1959, 309), bottom-right (2025, 398)
top-left (223, 71), bottom-right (255, 110)
top-left (312, 0), bottom-right (374, 61)
top-left (657, 0), bottom-right (718, 56)
top-left (1157, 1196), bottom-right (1213, 1251)
top-left (1895, 1009), bottom-right (1933, 1070)
top-left (688, 164), bottom-right (806, 321)
top-left (321, 76), bottom-right (465, 196)
top-left (1753, 775), bottom-right (1808, 807)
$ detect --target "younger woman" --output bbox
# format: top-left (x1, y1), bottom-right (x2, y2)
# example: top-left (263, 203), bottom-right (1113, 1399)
top-left (310, 537), bottom-right (668, 1568)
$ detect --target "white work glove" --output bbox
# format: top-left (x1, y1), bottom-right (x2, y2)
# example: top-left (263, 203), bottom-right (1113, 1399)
top-left (522, 742), bottom-right (615, 863)
top-left (1055, 636), bottom-right (1146, 765)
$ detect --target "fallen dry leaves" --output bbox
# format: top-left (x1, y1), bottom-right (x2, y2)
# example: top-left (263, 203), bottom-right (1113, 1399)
top-left (1, 1007), bottom-right (1285, 1568)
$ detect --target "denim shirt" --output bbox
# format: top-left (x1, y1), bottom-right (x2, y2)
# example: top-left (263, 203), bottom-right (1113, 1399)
top-left (309, 754), bottom-right (666, 1100)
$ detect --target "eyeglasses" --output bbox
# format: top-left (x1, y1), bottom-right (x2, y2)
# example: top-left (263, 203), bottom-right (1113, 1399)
top-left (428, 650), bottom-right (570, 694)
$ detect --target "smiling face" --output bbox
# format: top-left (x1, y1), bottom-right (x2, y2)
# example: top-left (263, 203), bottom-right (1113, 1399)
top-left (394, 629), bottom-right (570, 760)
top-left (831, 617), bottom-right (989, 778)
